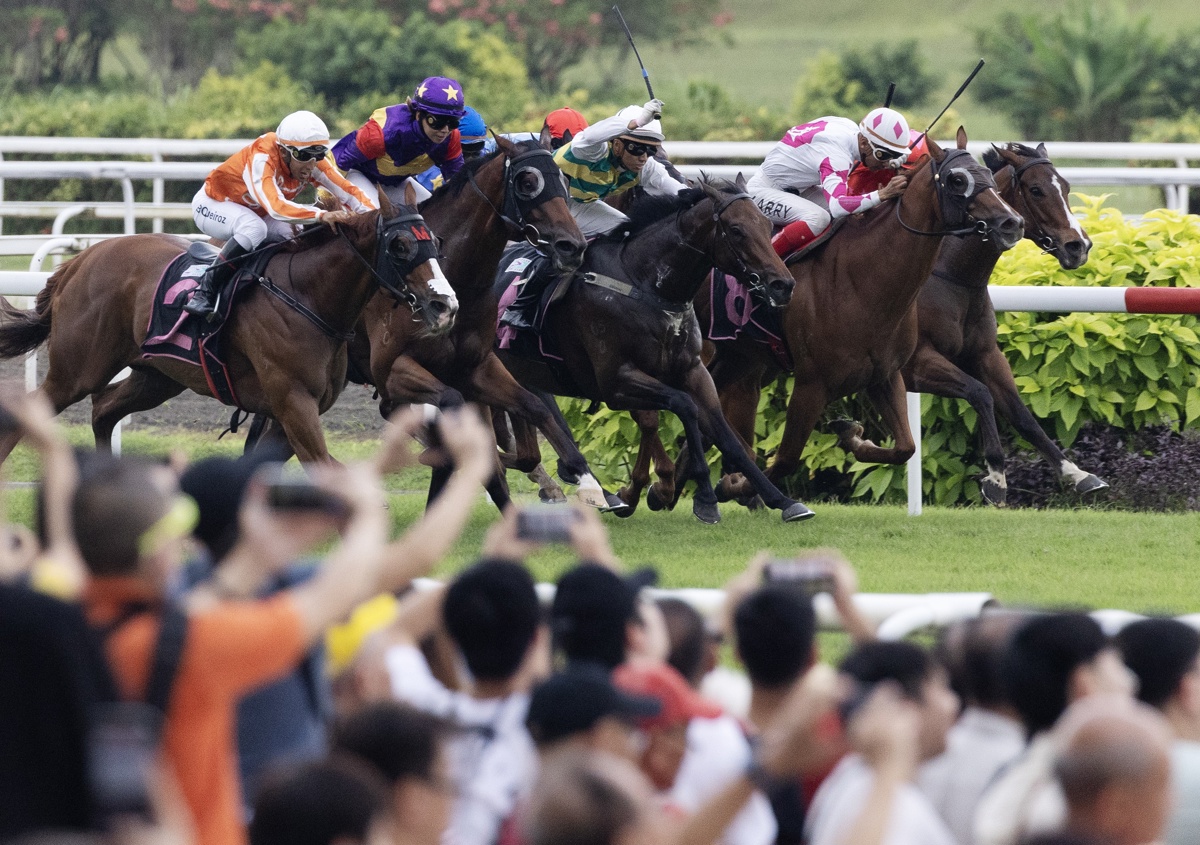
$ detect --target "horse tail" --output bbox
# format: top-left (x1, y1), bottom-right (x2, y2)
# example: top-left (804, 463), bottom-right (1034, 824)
top-left (0, 259), bottom-right (69, 358)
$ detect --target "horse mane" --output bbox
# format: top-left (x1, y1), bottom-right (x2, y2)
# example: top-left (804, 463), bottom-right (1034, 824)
top-left (982, 142), bottom-right (1042, 174)
top-left (608, 176), bottom-right (744, 240)
top-left (275, 201), bottom-right (421, 254)
top-left (425, 138), bottom-right (547, 205)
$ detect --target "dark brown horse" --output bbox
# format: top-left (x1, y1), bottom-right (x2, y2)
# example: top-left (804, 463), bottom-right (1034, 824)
top-left (495, 176), bottom-right (811, 524)
top-left (646, 129), bottom-right (1023, 508)
top-left (0, 196), bottom-right (454, 465)
top-left (902, 142), bottom-right (1105, 504)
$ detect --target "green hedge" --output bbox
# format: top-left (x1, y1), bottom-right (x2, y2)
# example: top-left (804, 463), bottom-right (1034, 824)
top-left (559, 195), bottom-right (1200, 505)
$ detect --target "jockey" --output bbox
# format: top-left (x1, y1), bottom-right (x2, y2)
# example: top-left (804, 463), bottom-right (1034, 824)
top-left (500, 106), bottom-right (589, 149)
top-left (746, 106), bottom-right (912, 258)
top-left (414, 105), bottom-right (493, 193)
top-left (332, 76), bottom-right (467, 208)
top-left (185, 110), bottom-right (377, 319)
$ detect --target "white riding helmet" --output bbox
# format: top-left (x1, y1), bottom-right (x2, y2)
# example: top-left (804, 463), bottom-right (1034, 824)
top-left (859, 107), bottom-right (911, 155)
top-left (615, 105), bottom-right (665, 143)
top-left (276, 110), bottom-right (331, 148)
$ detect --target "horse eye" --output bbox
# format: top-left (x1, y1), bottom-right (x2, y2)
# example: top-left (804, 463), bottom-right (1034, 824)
top-left (1030, 186), bottom-right (1045, 198)
top-left (390, 237), bottom-right (414, 260)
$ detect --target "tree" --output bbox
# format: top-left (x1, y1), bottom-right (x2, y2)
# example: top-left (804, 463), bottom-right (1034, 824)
top-left (791, 40), bottom-right (935, 123)
top-left (973, 0), bottom-right (1164, 142)
top-left (0, 1), bottom-right (117, 88)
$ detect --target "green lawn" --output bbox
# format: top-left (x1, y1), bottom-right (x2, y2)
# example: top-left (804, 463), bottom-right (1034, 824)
top-left (5, 424), bottom-right (1199, 616)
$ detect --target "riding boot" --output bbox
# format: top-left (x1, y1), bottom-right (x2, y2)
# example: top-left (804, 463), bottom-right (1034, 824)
top-left (184, 240), bottom-right (250, 320)
top-left (771, 220), bottom-right (820, 259)
top-left (500, 265), bottom-right (553, 331)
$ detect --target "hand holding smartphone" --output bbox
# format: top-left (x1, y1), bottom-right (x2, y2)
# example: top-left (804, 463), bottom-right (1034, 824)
top-left (515, 505), bottom-right (580, 543)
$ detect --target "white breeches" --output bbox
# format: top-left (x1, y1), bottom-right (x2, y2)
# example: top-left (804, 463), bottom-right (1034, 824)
top-left (191, 188), bottom-right (296, 250)
top-left (569, 198), bottom-right (630, 238)
top-left (745, 173), bottom-right (831, 232)
top-left (345, 171), bottom-right (432, 208)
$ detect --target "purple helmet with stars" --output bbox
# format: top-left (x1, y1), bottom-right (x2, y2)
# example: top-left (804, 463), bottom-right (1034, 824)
top-left (411, 76), bottom-right (467, 118)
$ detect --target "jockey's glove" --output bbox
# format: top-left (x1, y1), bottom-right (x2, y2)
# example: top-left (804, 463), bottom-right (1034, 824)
top-left (638, 99), bottom-right (664, 124)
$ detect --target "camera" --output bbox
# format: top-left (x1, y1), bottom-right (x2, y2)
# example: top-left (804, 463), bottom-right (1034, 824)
top-left (258, 464), bottom-right (349, 518)
top-left (762, 556), bottom-right (837, 597)
top-left (515, 506), bottom-right (578, 543)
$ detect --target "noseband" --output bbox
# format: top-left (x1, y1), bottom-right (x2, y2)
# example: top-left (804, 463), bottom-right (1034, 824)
top-left (895, 148), bottom-right (999, 239)
top-left (467, 148), bottom-right (569, 253)
top-left (338, 212), bottom-right (443, 319)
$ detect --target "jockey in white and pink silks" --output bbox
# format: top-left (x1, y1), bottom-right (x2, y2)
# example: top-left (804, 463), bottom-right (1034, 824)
top-left (746, 107), bottom-right (914, 257)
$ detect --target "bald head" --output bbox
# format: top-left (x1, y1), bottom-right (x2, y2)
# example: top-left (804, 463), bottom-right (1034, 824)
top-left (1054, 696), bottom-right (1173, 845)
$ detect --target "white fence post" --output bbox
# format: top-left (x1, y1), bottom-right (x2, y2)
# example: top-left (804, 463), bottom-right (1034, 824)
top-left (906, 392), bottom-right (923, 516)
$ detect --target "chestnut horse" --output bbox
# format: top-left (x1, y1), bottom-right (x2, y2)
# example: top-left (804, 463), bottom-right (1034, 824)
top-left (495, 177), bottom-right (811, 524)
top-left (0, 197), bottom-right (454, 464)
top-left (902, 142), bottom-right (1105, 504)
top-left (640, 129), bottom-right (1023, 508)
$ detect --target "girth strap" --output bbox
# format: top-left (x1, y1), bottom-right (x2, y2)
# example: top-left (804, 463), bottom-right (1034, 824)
top-left (257, 276), bottom-right (356, 342)
top-left (580, 272), bottom-right (693, 313)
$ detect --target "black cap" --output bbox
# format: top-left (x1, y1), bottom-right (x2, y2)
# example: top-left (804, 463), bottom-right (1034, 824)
top-left (551, 564), bottom-right (658, 632)
top-left (526, 665), bottom-right (661, 745)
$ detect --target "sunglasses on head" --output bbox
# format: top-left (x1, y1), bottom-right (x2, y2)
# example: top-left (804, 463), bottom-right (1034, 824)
top-left (870, 144), bottom-right (905, 162)
top-left (283, 144), bottom-right (329, 162)
top-left (423, 114), bottom-right (460, 131)
top-left (620, 140), bottom-right (659, 158)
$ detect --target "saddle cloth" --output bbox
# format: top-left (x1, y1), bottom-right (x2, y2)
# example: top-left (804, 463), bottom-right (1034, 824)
top-left (707, 269), bottom-right (793, 370)
top-left (494, 243), bottom-right (569, 364)
top-left (140, 242), bottom-right (273, 407)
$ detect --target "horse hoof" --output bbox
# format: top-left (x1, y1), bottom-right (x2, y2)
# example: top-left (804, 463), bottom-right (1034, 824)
top-left (1076, 474), bottom-right (1109, 495)
top-left (981, 479), bottom-right (1008, 507)
top-left (575, 477), bottom-right (608, 509)
top-left (781, 502), bottom-right (816, 523)
top-left (538, 487), bottom-right (568, 504)
top-left (737, 493), bottom-right (765, 511)
top-left (693, 500), bottom-right (721, 524)
top-left (829, 418), bottom-right (864, 440)
top-left (557, 460), bottom-right (581, 486)
top-left (646, 485), bottom-right (666, 512)
top-left (715, 477), bottom-right (735, 502)
top-left (604, 492), bottom-right (634, 518)
top-left (616, 487), bottom-right (641, 514)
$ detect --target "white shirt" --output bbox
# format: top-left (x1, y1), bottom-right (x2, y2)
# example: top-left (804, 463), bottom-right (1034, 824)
top-left (918, 708), bottom-right (1026, 845)
top-left (754, 117), bottom-right (883, 219)
top-left (806, 754), bottom-right (959, 845)
top-left (386, 644), bottom-right (536, 845)
top-left (972, 732), bottom-right (1065, 845)
top-left (671, 715), bottom-right (777, 845)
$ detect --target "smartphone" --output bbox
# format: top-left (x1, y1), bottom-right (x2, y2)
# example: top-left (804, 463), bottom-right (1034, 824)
top-left (259, 464), bottom-right (349, 518)
top-left (762, 557), bottom-right (837, 596)
top-left (515, 506), bottom-right (578, 543)
top-left (88, 702), bottom-right (162, 820)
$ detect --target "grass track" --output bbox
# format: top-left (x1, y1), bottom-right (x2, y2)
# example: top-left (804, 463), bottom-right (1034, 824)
top-left (4, 425), bottom-right (1199, 616)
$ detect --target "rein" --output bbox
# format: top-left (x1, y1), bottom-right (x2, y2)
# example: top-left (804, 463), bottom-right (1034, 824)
top-left (260, 267), bottom-right (355, 341)
top-left (894, 149), bottom-right (993, 239)
top-left (671, 191), bottom-right (770, 297)
top-left (1009, 156), bottom-right (1061, 254)
top-left (465, 148), bottom-right (562, 250)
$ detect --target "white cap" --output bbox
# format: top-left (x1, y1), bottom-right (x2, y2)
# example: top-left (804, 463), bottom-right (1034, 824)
top-left (276, 111), bottom-right (330, 147)
top-left (616, 105), bottom-right (665, 143)
top-left (859, 107), bottom-right (911, 154)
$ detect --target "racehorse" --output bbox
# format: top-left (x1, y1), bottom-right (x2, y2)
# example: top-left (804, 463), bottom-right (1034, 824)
top-left (495, 176), bottom-right (812, 524)
top-left (902, 142), bottom-right (1106, 504)
top-left (0, 194), bottom-right (455, 465)
top-left (650, 129), bottom-right (1024, 508)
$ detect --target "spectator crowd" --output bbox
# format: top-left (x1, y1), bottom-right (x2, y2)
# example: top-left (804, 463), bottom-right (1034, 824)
top-left (1, 391), bottom-right (1197, 845)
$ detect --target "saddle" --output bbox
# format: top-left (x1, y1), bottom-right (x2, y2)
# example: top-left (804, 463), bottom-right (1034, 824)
top-left (707, 270), bottom-right (792, 370)
top-left (782, 217), bottom-right (846, 266)
top-left (494, 243), bottom-right (572, 364)
top-left (140, 242), bottom-right (276, 407)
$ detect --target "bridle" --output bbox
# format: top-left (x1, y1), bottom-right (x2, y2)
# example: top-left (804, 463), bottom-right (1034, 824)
top-left (675, 190), bottom-right (774, 300)
top-left (895, 148), bottom-right (999, 239)
top-left (338, 212), bottom-right (445, 323)
top-left (1007, 156), bottom-right (1061, 254)
top-left (467, 147), bottom-right (568, 253)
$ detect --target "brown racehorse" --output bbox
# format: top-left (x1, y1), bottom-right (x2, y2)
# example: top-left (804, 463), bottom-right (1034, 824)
top-left (902, 142), bottom-right (1106, 505)
top-left (644, 129), bottom-right (1023, 508)
top-left (0, 195), bottom-right (455, 465)
top-left (354, 136), bottom-right (597, 509)
top-left (495, 177), bottom-right (811, 524)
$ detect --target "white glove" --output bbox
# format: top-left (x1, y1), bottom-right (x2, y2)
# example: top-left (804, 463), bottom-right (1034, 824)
top-left (637, 99), bottom-right (664, 125)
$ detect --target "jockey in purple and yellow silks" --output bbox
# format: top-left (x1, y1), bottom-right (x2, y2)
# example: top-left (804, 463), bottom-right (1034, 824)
top-left (333, 76), bottom-right (467, 207)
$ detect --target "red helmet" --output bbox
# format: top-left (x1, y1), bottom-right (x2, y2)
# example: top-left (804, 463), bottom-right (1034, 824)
top-left (544, 107), bottom-right (589, 146)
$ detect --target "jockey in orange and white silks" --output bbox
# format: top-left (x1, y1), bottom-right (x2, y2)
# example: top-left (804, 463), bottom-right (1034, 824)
top-left (746, 107), bottom-right (913, 257)
top-left (185, 110), bottom-right (376, 318)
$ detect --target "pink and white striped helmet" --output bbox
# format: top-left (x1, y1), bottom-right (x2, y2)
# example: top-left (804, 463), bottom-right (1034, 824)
top-left (859, 107), bottom-right (911, 154)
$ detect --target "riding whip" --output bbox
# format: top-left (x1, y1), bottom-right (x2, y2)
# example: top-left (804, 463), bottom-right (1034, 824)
top-left (884, 82), bottom-right (896, 108)
top-left (912, 59), bottom-right (985, 148)
top-left (612, 5), bottom-right (656, 104)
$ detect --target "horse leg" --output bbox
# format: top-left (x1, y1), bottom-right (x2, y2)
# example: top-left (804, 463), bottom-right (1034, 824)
top-left (682, 364), bottom-right (812, 523)
top-left (262, 386), bottom-right (333, 464)
top-left (0, 362), bottom-right (103, 465)
top-left (977, 346), bottom-right (1108, 496)
top-left (618, 411), bottom-right (663, 515)
top-left (90, 369), bottom-right (186, 452)
top-left (515, 416), bottom-right (567, 504)
top-left (763, 379), bottom-right (828, 491)
top-left (244, 415), bottom-right (297, 461)
top-left (906, 347), bottom-right (1009, 505)
top-left (465, 354), bottom-right (619, 512)
top-left (709, 352), bottom-right (767, 505)
top-left (830, 372), bottom-right (917, 466)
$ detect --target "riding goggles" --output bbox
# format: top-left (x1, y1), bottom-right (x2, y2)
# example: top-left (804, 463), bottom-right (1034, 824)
top-left (620, 140), bottom-right (660, 158)
top-left (282, 144), bottom-right (330, 162)
top-left (869, 144), bottom-right (905, 162)
top-left (423, 114), bottom-right (461, 131)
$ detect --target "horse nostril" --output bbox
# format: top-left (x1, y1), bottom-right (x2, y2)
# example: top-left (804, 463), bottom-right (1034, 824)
top-left (556, 239), bottom-right (584, 260)
top-left (428, 300), bottom-right (449, 317)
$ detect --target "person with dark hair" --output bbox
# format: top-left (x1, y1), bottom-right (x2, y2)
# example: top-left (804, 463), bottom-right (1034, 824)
top-left (332, 702), bottom-right (458, 845)
top-left (919, 614), bottom-right (1026, 845)
top-left (383, 560), bottom-right (544, 845)
top-left (805, 641), bottom-right (959, 845)
top-left (1116, 617), bottom-right (1200, 845)
top-left (658, 597), bottom-right (712, 687)
top-left (975, 613), bottom-right (1136, 845)
top-left (249, 757), bottom-right (392, 845)
top-left (1046, 695), bottom-right (1173, 845)
top-left (550, 563), bottom-right (658, 670)
top-left (525, 665), bottom-right (659, 759)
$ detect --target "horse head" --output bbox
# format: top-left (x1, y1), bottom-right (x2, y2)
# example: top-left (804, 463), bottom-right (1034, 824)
top-left (984, 143), bottom-right (1092, 270)
top-left (369, 188), bottom-right (458, 335)
top-left (697, 174), bottom-right (795, 308)
top-left (484, 135), bottom-right (587, 273)
top-left (920, 127), bottom-right (1024, 251)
